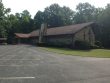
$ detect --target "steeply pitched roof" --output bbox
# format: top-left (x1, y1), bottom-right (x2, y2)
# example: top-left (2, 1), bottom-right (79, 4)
top-left (15, 22), bottom-right (94, 38)
top-left (29, 22), bottom-right (94, 37)
top-left (30, 30), bottom-right (39, 37)
top-left (46, 22), bottom-right (94, 36)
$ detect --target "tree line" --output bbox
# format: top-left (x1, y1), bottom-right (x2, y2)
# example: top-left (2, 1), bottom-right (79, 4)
top-left (0, 2), bottom-right (110, 48)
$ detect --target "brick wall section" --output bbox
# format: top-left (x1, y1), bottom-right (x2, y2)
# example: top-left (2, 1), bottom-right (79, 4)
top-left (30, 37), bottom-right (39, 44)
top-left (30, 26), bottom-right (95, 47)
top-left (45, 35), bottom-right (73, 46)
top-left (44, 26), bottom-right (95, 47)
top-left (74, 26), bottom-right (95, 45)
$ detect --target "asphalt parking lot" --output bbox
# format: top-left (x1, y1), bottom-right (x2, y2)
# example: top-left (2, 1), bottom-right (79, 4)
top-left (0, 45), bottom-right (110, 83)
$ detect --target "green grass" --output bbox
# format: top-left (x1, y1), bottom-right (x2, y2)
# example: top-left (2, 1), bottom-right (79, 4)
top-left (42, 47), bottom-right (110, 58)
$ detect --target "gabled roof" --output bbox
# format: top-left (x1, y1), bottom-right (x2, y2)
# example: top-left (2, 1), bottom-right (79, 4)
top-left (30, 30), bottom-right (39, 37)
top-left (15, 22), bottom-right (94, 38)
top-left (46, 22), bottom-right (94, 36)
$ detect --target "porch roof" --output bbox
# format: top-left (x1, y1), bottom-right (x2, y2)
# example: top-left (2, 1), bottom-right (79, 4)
top-left (15, 33), bottom-right (30, 38)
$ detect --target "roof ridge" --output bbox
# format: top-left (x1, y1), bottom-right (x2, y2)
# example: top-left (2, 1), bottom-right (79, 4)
top-left (15, 22), bottom-right (94, 37)
top-left (48, 22), bottom-right (94, 29)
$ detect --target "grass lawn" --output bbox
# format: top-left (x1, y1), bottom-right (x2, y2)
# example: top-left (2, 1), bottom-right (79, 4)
top-left (42, 47), bottom-right (110, 58)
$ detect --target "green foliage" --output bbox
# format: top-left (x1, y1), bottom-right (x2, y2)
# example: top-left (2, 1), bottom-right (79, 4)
top-left (74, 3), bottom-right (96, 23)
top-left (0, 1), bottom-right (110, 48)
top-left (7, 10), bottom-right (34, 44)
top-left (44, 4), bottom-right (64, 27)
top-left (97, 4), bottom-right (110, 48)
top-left (0, 2), bottom-right (10, 38)
top-left (34, 4), bottom-right (74, 28)
top-left (34, 11), bottom-right (45, 28)
top-left (74, 40), bottom-right (91, 49)
top-left (73, 3), bottom-right (110, 48)
top-left (43, 47), bottom-right (110, 58)
top-left (62, 6), bottom-right (74, 25)
top-left (94, 41), bottom-right (103, 48)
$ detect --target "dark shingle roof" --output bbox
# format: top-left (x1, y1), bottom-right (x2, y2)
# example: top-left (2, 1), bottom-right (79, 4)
top-left (46, 22), bottom-right (94, 36)
top-left (15, 22), bottom-right (94, 38)
top-left (30, 30), bottom-right (39, 37)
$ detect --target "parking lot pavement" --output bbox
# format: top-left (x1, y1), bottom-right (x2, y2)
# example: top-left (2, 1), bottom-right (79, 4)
top-left (0, 45), bottom-right (110, 83)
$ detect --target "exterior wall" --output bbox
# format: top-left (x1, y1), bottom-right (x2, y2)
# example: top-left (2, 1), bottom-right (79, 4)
top-left (74, 26), bottom-right (95, 45)
top-left (30, 37), bottom-right (39, 44)
top-left (44, 26), bottom-right (95, 47)
top-left (45, 35), bottom-right (73, 46)
top-left (24, 25), bottom-right (95, 47)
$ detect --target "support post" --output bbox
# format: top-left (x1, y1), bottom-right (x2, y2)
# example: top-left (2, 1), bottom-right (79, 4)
top-left (18, 38), bottom-right (21, 44)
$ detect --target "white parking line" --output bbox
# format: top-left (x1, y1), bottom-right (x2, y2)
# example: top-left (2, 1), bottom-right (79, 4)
top-left (0, 64), bottom-right (39, 67)
top-left (0, 59), bottom-right (41, 60)
top-left (0, 77), bottom-right (35, 80)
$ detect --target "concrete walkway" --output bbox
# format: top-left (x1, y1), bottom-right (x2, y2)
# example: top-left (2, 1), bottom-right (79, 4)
top-left (0, 45), bottom-right (110, 83)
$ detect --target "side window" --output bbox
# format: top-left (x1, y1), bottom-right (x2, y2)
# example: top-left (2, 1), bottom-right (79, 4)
top-left (88, 28), bottom-right (91, 42)
top-left (84, 31), bottom-right (86, 40)
top-left (88, 29), bottom-right (91, 35)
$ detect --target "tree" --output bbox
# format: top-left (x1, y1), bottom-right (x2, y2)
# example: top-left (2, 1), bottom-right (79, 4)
top-left (34, 4), bottom-right (74, 28)
top-left (20, 10), bottom-right (34, 33)
top-left (34, 11), bottom-right (45, 29)
top-left (61, 6), bottom-right (74, 25)
top-left (0, 2), bottom-right (10, 38)
top-left (44, 4), bottom-right (75, 27)
top-left (97, 4), bottom-right (110, 48)
top-left (6, 10), bottom-right (34, 43)
top-left (44, 4), bottom-right (64, 27)
top-left (74, 3), bottom-right (96, 23)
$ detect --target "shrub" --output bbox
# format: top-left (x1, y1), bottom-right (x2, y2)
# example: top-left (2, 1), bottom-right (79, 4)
top-left (95, 41), bottom-right (103, 48)
top-left (74, 40), bottom-right (91, 49)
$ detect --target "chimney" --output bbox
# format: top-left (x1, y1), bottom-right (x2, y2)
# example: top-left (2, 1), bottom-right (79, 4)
top-left (39, 23), bottom-right (47, 43)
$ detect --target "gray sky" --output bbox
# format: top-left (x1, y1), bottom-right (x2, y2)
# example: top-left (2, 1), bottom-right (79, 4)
top-left (2, 0), bottom-right (110, 18)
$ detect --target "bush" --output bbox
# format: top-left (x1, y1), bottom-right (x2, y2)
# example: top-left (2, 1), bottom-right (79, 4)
top-left (95, 41), bottom-right (103, 48)
top-left (74, 40), bottom-right (91, 49)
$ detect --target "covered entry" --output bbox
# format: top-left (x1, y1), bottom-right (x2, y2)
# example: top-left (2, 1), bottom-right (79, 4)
top-left (15, 33), bottom-right (30, 44)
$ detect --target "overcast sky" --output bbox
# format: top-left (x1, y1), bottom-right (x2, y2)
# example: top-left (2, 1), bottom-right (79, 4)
top-left (2, 0), bottom-right (110, 18)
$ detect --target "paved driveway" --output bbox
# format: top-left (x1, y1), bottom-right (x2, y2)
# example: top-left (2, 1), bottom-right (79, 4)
top-left (0, 45), bottom-right (110, 83)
